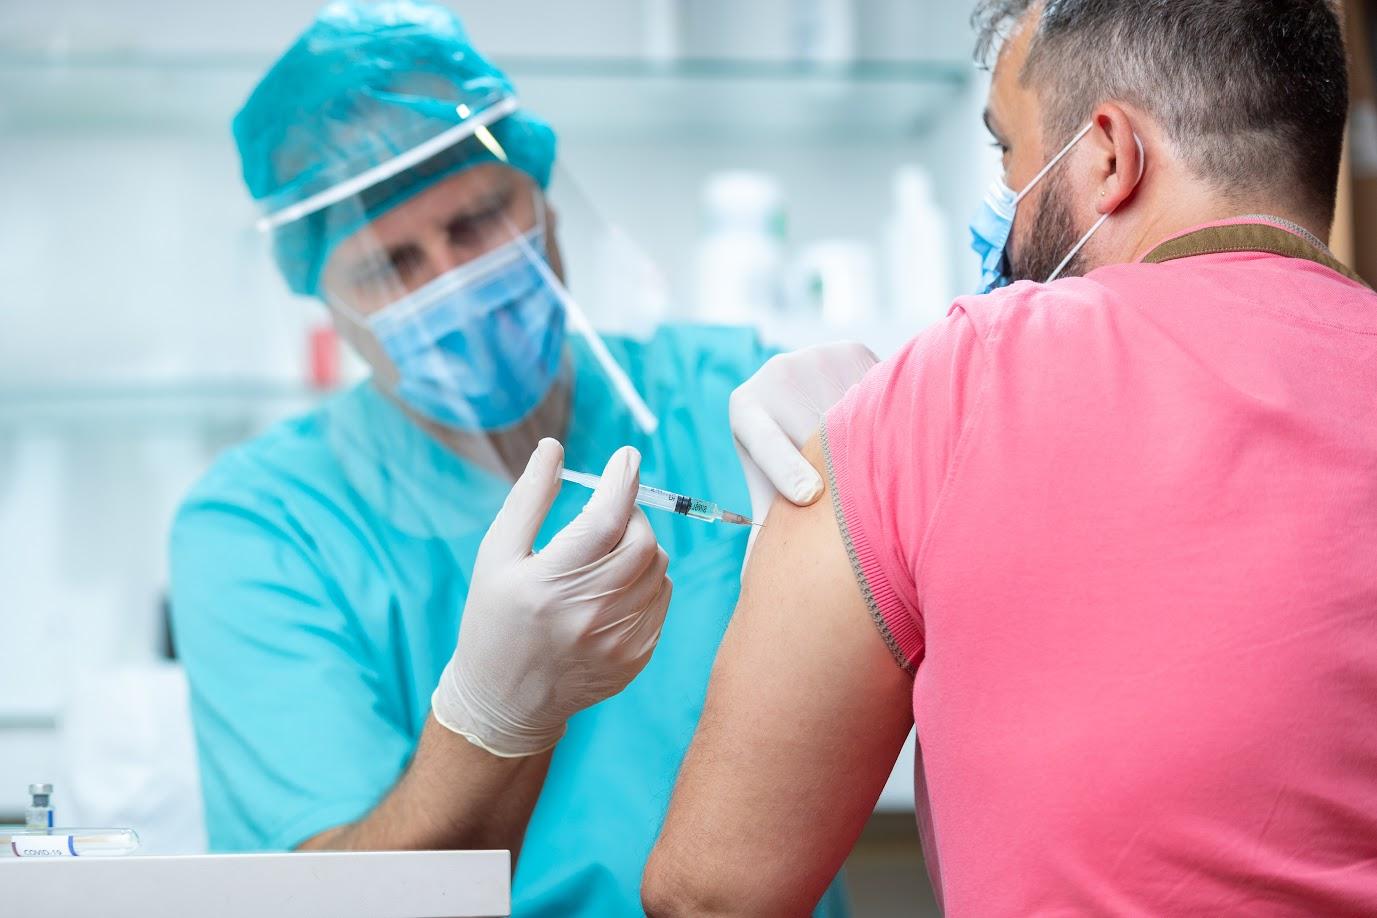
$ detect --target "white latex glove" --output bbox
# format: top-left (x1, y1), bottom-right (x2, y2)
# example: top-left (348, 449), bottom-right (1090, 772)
top-left (432, 439), bottom-right (672, 757)
top-left (730, 341), bottom-right (879, 553)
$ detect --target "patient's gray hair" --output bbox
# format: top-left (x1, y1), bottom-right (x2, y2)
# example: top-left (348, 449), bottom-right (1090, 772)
top-left (972, 0), bottom-right (1348, 218)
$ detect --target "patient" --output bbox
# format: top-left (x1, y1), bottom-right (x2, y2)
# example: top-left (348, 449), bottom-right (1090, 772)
top-left (645, 1), bottom-right (1377, 915)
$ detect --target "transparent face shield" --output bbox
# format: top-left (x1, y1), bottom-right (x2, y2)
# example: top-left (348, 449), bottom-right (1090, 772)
top-left (254, 96), bottom-right (665, 537)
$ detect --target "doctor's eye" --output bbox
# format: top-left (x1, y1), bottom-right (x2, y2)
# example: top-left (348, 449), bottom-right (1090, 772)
top-left (388, 247), bottom-right (427, 283)
top-left (447, 205), bottom-right (506, 251)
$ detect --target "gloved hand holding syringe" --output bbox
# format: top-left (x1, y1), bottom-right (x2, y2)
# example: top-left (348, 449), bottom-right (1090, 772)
top-left (434, 443), bottom-right (755, 761)
top-left (559, 468), bottom-right (761, 527)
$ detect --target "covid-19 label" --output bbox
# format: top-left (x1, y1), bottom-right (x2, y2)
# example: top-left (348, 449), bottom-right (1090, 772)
top-left (10, 835), bottom-right (76, 857)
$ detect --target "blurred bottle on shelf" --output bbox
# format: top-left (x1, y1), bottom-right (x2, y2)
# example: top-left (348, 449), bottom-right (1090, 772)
top-left (675, 0), bottom-right (792, 60)
top-left (788, 240), bottom-right (877, 327)
top-left (694, 171), bottom-right (788, 324)
top-left (641, 0), bottom-right (681, 62)
top-left (307, 322), bottom-right (341, 391)
top-left (884, 164), bottom-right (952, 329)
top-left (664, 0), bottom-right (853, 63)
top-left (793, 0), bottom-right (855, 64)
top-left (855, 0), bottom-right (957, 62)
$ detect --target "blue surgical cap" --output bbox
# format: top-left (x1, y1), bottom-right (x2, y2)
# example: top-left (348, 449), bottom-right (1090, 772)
top-left (234, 0), bottom-right (557, 297)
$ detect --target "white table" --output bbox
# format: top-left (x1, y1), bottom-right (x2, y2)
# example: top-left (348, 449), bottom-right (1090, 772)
top-left (0, 849), bottom-right (510, 917)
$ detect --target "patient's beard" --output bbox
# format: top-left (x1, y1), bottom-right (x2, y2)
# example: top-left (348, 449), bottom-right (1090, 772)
top-left (1009, 170), bottom-right (1086, 284)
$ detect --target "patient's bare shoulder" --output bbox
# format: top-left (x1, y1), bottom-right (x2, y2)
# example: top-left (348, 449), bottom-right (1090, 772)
top-left (643, 434), bottom-right (913, 918)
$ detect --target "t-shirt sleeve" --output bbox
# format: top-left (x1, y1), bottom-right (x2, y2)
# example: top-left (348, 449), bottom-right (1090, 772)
top-left (822, 306), bottom-right (991, 673)
top-left (169, 485), bottom-right (412, 852)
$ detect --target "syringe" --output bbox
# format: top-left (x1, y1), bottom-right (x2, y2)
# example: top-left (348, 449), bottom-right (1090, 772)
top-left (559, 468), bottom-right (760, 527)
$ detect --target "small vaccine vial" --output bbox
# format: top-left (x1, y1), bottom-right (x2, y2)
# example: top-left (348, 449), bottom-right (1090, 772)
top-left (26, 784), bottom-right (53, 831)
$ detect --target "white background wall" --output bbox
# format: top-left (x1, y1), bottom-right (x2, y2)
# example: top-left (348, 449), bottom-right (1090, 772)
top-left (0, 0), bottom-right (992, 846)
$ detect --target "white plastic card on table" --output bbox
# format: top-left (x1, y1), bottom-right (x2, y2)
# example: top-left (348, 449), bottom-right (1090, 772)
top-left (0, 850), bottom-right (512, 918)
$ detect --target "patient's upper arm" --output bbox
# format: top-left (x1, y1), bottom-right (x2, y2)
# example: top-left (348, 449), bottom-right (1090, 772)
top-left (643, 435), bottom-right (915, 917)
top-left (644, 312), bottom-right (990, 916)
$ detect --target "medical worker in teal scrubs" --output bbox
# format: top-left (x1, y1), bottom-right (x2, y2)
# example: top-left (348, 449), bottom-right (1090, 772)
top-left (168, 1), bottom-right (848, 915)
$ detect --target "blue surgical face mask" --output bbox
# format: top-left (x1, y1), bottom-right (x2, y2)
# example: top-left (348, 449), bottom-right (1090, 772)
top-left (970, 175), bottom-right (1022, 295)
top-left (366, 228), bottom-right (568, 431)
top-left (970, 122), bottom-right (1141, 294)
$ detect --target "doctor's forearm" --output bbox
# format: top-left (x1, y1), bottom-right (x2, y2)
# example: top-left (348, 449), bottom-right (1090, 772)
top-left (296, 714), bottom-right (552, 860)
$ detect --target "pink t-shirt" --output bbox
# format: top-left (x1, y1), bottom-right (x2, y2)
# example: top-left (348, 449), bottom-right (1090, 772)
top-left (824, 220), bottom-right (1377, 916)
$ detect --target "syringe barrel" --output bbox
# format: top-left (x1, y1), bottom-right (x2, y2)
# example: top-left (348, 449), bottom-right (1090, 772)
top-left (681, 497), bottom-right (720, 523)
top-left (632, 484), bottom-right (682, 514)
top-left (562, 468), bottom-right (725, 524)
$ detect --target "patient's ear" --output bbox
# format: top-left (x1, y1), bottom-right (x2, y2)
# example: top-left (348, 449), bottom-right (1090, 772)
top-left (1089, 104), bottom-right (1145, 217)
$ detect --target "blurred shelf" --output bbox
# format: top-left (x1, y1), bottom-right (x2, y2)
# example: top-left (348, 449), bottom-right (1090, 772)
top-left (0, 51), bottom-right (971, 140)
top-left (0, 713), bottom-right (58, 730)
top-left (513, 56), bottom-right (970, 139)
top-left (0, 382), bottom-right (326, 430)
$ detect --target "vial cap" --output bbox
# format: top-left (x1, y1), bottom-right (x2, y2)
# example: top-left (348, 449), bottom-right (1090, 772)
top-left (28, 783), bottom-right (53, 795)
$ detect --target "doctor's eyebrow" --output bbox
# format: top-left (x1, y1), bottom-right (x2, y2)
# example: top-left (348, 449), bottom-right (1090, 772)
top-left (442, 184), bottom-right (519, 242)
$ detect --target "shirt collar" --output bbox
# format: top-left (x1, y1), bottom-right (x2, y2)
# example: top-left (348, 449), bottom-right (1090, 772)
top-left (1138, 215), bottom-right (1331, 263)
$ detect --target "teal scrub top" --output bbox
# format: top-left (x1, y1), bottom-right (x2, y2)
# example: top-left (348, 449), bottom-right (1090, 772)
top-left (170, 324), bottom-right (849, 917)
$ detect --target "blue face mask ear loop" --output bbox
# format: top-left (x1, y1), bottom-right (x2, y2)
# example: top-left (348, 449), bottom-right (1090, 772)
top-left (1012, 122), bottom-right (1096, 207)
top-left (1045, 132), bottom-right (1147, 283)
